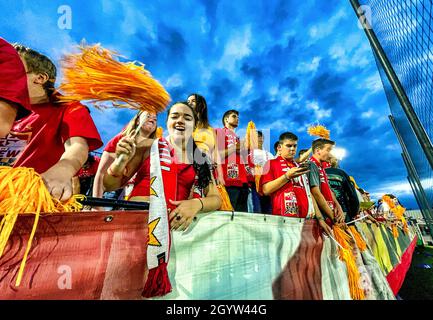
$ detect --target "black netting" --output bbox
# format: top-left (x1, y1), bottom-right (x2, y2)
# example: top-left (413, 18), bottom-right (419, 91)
top-left (358, 0), bottom-right (433, 223)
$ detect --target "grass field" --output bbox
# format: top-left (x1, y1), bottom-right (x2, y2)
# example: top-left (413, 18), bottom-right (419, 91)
top-left (399, 245), bottom-right (433, 300)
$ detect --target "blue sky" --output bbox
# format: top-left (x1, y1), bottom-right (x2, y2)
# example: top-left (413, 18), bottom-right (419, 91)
top-left (0, 0), bottom-right (418, 208)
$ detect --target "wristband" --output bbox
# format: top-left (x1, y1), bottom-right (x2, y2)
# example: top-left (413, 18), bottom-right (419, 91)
top-left (197, 198), bottom-right (204, 212)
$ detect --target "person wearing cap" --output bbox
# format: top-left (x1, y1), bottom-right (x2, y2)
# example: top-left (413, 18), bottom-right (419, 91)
top-left (0, 38), bottom-right (31, 137)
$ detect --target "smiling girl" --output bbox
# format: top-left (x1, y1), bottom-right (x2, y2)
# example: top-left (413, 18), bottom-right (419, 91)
top-left (104, 102), bottom-right (221, 230)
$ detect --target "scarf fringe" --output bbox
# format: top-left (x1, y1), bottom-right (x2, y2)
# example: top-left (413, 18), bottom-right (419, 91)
top-left (333, 225), bottom-right (365, 300)
top-left (142, 262), bottom-right (172, 298)
top-left (348, 225), bottom-right (367, 252)
top-left (392, 225), bottom-right (399, 238)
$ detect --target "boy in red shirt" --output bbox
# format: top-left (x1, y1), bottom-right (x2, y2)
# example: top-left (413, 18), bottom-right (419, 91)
top-left (215, 109), bottom-right (249, 212)
top-left (260, 132), bottom-right (331, 234)
top-left (0, 38), bottom-right (31, 137)
top-left (308, 138), bottom-right (345, 224)
top-left (0, 44), bottom-right (102, 201)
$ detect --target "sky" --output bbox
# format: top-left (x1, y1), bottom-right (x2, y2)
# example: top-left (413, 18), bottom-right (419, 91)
top-left (0, 0), bottom-right (419, 208)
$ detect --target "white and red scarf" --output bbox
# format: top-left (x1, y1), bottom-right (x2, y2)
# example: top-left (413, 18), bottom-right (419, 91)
top-left (310, 156), bottom-right (335, 212)
top-left (142, 138), bottom-right (175, 298)
top-left (142, 138), bottom-right (201, 298)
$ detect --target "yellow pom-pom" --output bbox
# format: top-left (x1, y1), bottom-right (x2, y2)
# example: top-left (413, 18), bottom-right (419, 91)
top-left (382, 195), bottom-right (409, 233)
top-left (393, 205), bottom-right (405, 219)
top-left (216, 184), bottom-right (234, 211)
top-left (382, 195), bottom-right (395, 209)
top-left (156, 127), bottom-right (164, 139)
top-left (245, 121), bottom-right (258, 150)
top-left (0, 167), bottom-right (83, 286)
top-left (57, 44), bottom-right (171, 113)
top-left (307, 125), bottom-right (330, 139)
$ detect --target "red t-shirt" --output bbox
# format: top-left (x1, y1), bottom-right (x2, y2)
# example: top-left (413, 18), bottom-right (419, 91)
top-left (129, 141), bottom-right (197, 200)
top-left (104, 133), bottom-right (122, 153)
top-left (216, 127), bottom-right (248, 187)
top-left (0, 100), bottom-right (103, 173)
top-left (0, 38), bottom-right (31, 116)
top-left (76, 156), bottom-right (100, 178)
top-left (260, 156), bottom-right (310, 218)
top-left (129, 156), bottom-right (151, 197)
top-left (322, 161), bottom-right (331, 169)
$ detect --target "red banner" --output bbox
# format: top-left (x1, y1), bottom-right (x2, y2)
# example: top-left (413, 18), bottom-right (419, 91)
top-left (0, 211), bottom-right (148, 299)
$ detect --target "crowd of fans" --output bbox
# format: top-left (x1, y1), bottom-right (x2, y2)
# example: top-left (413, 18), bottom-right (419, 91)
top-left (0, 40), bottom-right (407, 234)
top-left (79, 94), bottom-right (404, 234)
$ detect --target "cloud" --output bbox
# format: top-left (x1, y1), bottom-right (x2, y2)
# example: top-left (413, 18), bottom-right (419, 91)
top-left (297, 56), bottom-right (322, 73)
top-left (369, 180), bottom-right (414, 201)
top-left (119, 3), bottom-right (156, 39)
top-left (308, 7), bottom-right (348, 41)
top-left (165, 74), bottom-right (184, 89)
top-left (3, 8), bottom-right (77, 63)
top-left (218, 25), bottom-right (252, 72)
top-left (241, 80), bottom-right (253, 97)
top-left (328, 35), bottom-right (371, 71)
top-left (362, 74), bottom-right (383, 93)
top-left (361, 109), bottom-right (375, 119)
top-left (306, 100), bottom-right (332, 121)
top-left (385, 143), bottom-right (401, 151)
top-left (269, 86), bottom-right (279, 97)
top-left (281, 93), bottom-right (298, 106)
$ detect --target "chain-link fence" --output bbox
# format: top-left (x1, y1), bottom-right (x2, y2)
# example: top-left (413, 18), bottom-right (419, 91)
top-left (355, 0), bottom-right (433, 232)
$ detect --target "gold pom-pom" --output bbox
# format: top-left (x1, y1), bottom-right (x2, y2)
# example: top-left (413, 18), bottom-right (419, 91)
top-left (382, 195), bottom-right (395, 209)
top-left (156, 127), bottom-right (164, 139)
top-left (57, 44), bottom-right (171, 113)
top-left (0, 167), bottom-right (83, 286)
top-left (307, 125), bottom-right (330, 139)
top-left (216, 184), bottom-right (234, 211)
top-left (245, 121), bottom-right (258, 150)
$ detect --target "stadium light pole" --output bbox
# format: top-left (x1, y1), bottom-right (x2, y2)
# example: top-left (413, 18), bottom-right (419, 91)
top-left (349, 0), bottom-right (433, 170)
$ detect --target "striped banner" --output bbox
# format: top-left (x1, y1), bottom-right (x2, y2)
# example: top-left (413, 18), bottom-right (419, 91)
top-left (157, 212), bottom-right (409, 300)
top-left (356, 222), bottom-right (417, 295)
top-left (0, 211), bottom-right (415, 299)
